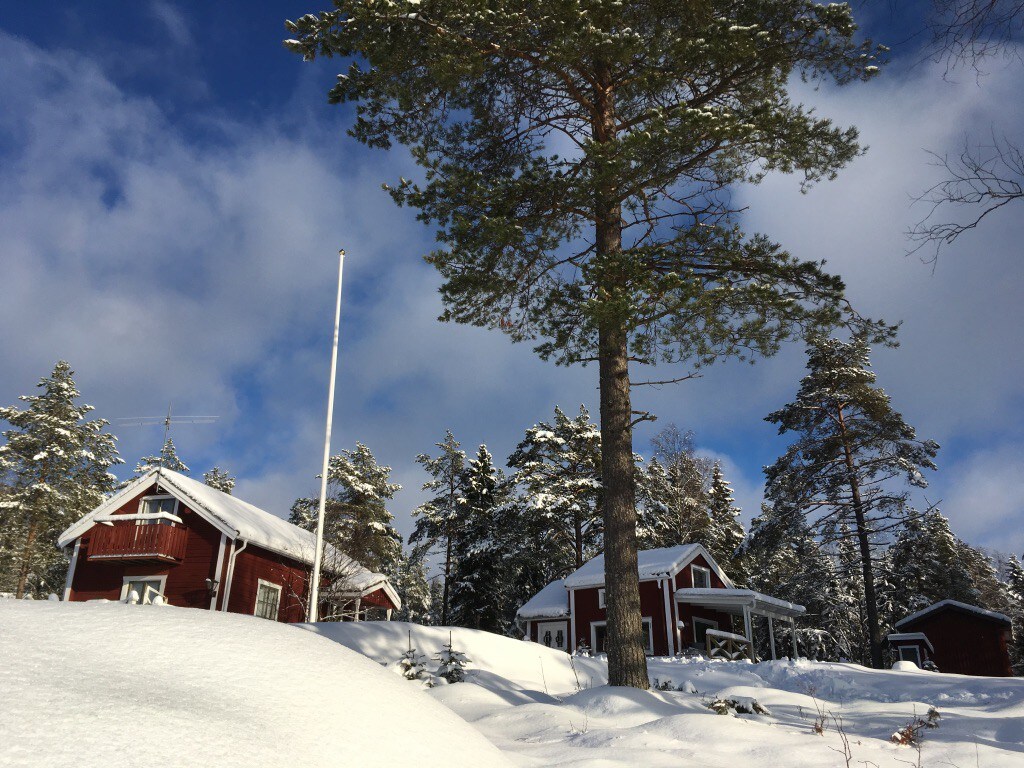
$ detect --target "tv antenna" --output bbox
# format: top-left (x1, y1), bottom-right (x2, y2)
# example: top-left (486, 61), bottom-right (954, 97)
top-left (117, 404), bottom-right (219, 469)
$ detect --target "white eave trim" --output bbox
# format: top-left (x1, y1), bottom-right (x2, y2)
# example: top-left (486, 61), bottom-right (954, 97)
top-left (675, 587), bottom-right (806, 619)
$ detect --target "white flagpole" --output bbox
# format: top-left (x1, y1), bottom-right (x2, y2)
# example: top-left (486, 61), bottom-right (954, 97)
top-left (308, 249), bottom-right (346, 623)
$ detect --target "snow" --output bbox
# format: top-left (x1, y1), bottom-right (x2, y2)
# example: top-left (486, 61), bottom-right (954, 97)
top-left (563, 544), bottom-right (728, 588)
top-left (310, 621), bottom-right (1024, 768)
top-left (895, 599), bottom-right (1012, 628)
top-left (0, 601), bottom-right (512, 768)
top-left (516, 579), bottom-right (569, 619)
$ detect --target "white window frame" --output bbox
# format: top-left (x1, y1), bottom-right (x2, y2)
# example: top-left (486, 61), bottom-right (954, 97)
top-left (254, 579), bottom-right (282, 621)
top-left (537, 621), bottom-right (568, 651)
top-left (897, 645), bottom-right (922, 666)
top-left (591, 618), bottom-right (655, 655)
top-left (692, 616), bottom-right (719, 644)
top-left (597, 588), bottom-right (606, 609)
top-left (136, 495), bottom-right (179, 522)
top-left (120, 575), bottom-right (168, 604)
top-left (690, 564), bottom-right (712, 590)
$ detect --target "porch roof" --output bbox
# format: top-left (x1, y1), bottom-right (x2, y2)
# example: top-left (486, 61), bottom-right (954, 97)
top-left (675, 587), bottom-right (805, 620)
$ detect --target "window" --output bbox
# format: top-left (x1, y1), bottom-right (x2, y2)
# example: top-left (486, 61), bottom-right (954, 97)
top-left (693, 617), bottom-right (718, 646)
top-left (254, 580), bottom-right (282, 621)
top-left (538, 621), bottom-right (567, 650)
top-left (138, 496), bottom-right (177, 525)
top-left (691, 565), bottom-right (712, 590)
top-left (597, 588), bottom-right (606, 609)
top-left (592, 618), bottom-right (654, 655)
top-left (898, 645), bottom-right (922, 666)
top-left (120, 576), bottom-right (166, 604)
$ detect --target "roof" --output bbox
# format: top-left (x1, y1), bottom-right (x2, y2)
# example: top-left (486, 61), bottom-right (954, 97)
top-left (675, 587), bottom-right (806, 619)
top-left (516, 580), bottom-right (569, 619)
top-left (57, 469), bottom-right (400, 608)
top-left (886, 632), bottom-right (935, 652)
top-left (562, 544), bottom-right (733, 589)
top-left (894, 600), bottom-right (1011, 629)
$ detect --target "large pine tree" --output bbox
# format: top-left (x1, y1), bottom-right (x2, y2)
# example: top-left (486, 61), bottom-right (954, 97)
top-left (508, 405), bottom-right (603, 576)
top-left (410, 430), bottom-right (468, 626)
top-left (288, 0), bottom-right (887, 686)
top-left (133, 437), bottom-right (189, 477)
top-left (0, 362), bottom-right (122, 597)
top-left (765, 336), bottom-right (939, 667)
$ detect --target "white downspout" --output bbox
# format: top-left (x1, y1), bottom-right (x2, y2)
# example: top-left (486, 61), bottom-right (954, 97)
top-left (569, 588), bottom-right (577, 653)
top-left (221, 539), bottom-right (248, 613)
top-left (662, 578), bottom-right (675, 656)
top-left (63, 540), bottom-right (81, 601)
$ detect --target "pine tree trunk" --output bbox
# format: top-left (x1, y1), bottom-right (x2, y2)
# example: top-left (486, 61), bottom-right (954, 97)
top-left (837, 408), bottom-right (883, 668)
top-left (15, 520), bottom-right (39, 599)
top-left (574, 509), bottom-right (584, 570)
top-left (593, 57), bottom-right (648, 689)
top-left (442, 527), bottom-right (452, 626)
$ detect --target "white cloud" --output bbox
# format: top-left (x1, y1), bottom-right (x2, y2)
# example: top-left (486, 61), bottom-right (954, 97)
top-left (939, 444), bottom-right (1024, 554)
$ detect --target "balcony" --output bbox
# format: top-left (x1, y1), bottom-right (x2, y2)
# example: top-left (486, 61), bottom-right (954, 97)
top-left (88, 522), bottom-right (188, 563)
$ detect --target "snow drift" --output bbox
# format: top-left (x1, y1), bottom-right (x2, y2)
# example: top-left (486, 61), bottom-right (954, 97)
top-left (0, 601), bottom-right (512, 768)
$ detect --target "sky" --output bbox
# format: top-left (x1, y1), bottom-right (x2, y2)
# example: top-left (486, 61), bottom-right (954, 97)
top-left (1, 2), bottom-right (1021, 557)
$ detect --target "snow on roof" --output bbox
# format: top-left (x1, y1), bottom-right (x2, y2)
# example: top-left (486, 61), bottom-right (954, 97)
top-left (563, 544), bottom-right (732, 588)
top-left (886, 632), bottom-right (935, 652)
top-left (675, 587), bottom-right (806, 618)
top-left (895, 600), bottom-right (1011, 629)
top-left (516, 579), bottom-right (569, 619)
top-left (57, 469), bottom-right (398, 606)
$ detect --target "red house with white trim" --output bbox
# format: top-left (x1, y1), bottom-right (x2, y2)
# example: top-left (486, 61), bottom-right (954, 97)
top-left (58, 468), bottom-right (400, 622)
top-left (517, 544), bottom-right (804, 659)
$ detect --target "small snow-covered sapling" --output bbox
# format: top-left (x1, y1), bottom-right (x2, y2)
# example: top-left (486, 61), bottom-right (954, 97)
top-left (396, 629), bottom-right (432, 684)
top-left (435, 631), bottom-right (470, 684)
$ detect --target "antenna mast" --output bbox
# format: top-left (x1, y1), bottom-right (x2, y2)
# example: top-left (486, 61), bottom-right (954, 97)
top-left (308, 248), bottom-right (346, 623)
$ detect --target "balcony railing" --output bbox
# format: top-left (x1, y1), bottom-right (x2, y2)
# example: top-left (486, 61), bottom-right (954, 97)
top-left (88, 522), bottom-right (188, 562)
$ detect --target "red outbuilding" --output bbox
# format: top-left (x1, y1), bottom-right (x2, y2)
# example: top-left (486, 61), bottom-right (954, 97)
top-left (887, 600), bottom-right (1013, 677)
top-left (58, 468), bottom-right (400, 622)
top-left (517, 544), bottom-right (805, 659)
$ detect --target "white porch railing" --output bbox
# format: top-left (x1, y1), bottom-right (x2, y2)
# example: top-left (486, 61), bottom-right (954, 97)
top-left (705, 629), bottom-right (752, 661)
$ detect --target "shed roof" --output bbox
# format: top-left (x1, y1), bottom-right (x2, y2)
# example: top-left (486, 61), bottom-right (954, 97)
top-left (894, 599), bottom-right (1011, 629)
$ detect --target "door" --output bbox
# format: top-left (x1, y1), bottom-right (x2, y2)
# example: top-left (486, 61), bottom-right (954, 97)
top-left (537, 622), bottom-right (567, 651)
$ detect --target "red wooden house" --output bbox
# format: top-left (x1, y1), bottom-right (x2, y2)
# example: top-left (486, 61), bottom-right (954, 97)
top-left (517, 544), bottom-right (804, 659)
top-left (887, 600), bottom-right (1013, 676)
top-left (58, 468), bottom-right (400, 622)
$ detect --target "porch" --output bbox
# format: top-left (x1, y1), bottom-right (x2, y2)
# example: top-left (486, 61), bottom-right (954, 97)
top-left (676, 588), bottom-right (805, 661)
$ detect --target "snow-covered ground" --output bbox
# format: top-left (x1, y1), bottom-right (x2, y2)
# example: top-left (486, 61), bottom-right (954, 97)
top-left (0, 601), bottom-right (512, 768)
top-left (307, 621), bottom-right (1024, 768)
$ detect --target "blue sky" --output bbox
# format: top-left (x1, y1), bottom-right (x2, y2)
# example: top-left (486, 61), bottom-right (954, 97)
top-left (1, 2), bottom-right (1022, 556)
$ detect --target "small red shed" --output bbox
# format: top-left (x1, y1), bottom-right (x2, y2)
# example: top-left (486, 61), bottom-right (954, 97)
top-left (517, 544), bottom-right (805, 659)
top-left (57, 468), bottom-right (400, 622)
top-left (888, 600), bottom-right (1013, 677)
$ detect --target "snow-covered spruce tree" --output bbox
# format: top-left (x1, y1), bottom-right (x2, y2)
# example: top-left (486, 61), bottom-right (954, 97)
top-left (706, 464), bottom-right (746, 578)
top-left (885, 508), bottom-right (980, 619)
top-left (287, 0), bottom-right (887, 688)
top-left (435, 633), bottom-right (470, 684)
top-left (742, 502), bottom-right (857, 661)
top-left (203, 466), bottom-right (236, 494)
top-left (765, 336), bottom-right (939, 668)
top-left (410, 430), bottom-right (467, 626)
top-left (449, 445), bottom-right (516, 632)
top-left (0, 361), bottom-right (122, 597)
top-left (290, 443), bottom-right (403, 617)
top-left (508, 406), bottom-right (602, 578)
top-left (132, 437), bottom-right (189, 477)
top-left (391, 546), bottom-right (433, 624)
top-left (637, 425), bottom-right (714, 550)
